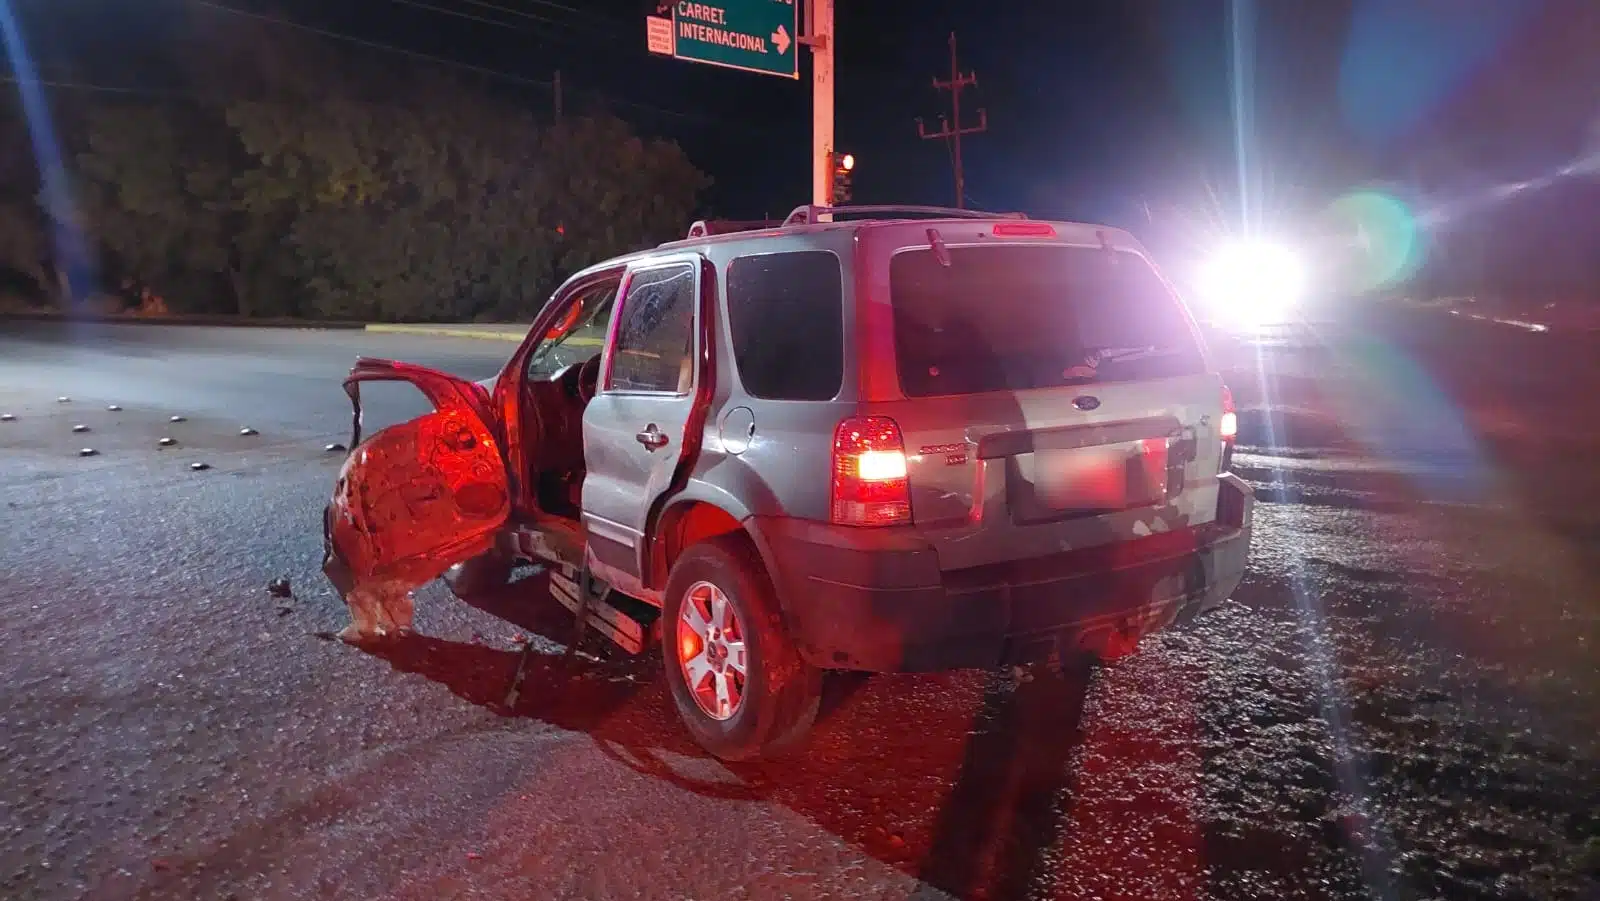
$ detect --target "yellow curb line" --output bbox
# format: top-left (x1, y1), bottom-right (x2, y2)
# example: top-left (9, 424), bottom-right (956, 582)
top-left (364, 323), bottom-right (527, 341)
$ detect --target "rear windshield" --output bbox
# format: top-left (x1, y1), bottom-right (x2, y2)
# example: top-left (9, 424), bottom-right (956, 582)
top-left (890, 244), bottom-right (1204, 397)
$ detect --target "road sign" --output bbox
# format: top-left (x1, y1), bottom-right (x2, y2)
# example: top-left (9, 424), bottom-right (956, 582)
top-left (646, 1), bottom-right (799, 80)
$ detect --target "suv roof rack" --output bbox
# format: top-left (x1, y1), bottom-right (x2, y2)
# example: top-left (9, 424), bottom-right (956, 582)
top-left (683, 219), bottom-right (782, 239)
top-left (781, 204), bottom-right (1028, 227)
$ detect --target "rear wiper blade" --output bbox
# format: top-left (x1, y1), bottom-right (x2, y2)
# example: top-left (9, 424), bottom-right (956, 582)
top-left (1091, 345), bottom-right (1172, 363)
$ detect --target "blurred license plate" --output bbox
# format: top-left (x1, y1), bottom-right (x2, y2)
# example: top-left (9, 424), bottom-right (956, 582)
top-left (1034, 441), bottom-right (1168, 511)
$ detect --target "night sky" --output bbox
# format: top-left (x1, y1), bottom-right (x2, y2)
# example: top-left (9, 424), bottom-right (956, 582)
top-left (9, 0), bottom-right (1599, 287)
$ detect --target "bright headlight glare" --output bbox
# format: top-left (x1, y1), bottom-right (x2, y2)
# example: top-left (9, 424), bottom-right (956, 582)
top-left (1197, 240), bottom-right (1306, 326)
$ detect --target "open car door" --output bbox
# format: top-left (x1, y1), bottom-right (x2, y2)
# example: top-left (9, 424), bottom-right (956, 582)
top-left (321, 358), bottom-right (512, 599)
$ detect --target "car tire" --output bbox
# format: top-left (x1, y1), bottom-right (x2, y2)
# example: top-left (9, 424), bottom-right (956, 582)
top-left (661, 534), bottom-right (821, 762)
top-left (442, 549), bottom-right (513, 601)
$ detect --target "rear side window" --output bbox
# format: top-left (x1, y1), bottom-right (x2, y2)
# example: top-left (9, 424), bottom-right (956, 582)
top-left (890, 245), bottom-right (1203, 397)
top-left (608, 264), bottom-right (695, 394)
top-left (726, 251), bottom-right (844, 401)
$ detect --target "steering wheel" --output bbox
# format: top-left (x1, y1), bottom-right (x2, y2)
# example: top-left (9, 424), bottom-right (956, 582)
top-left (576, 355), bottom-right (602, 404)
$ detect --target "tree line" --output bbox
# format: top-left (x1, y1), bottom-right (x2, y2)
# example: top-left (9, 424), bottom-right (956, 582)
top-left (0, 24), bottom-right (710, 322)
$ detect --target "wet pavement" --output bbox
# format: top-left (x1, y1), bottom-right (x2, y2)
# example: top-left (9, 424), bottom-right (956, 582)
top-left (1, 318), bottom-right (1597, 901)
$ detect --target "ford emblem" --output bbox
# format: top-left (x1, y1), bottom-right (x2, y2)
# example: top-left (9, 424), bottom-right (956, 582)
top-left (1072, 395), bottom-right (1101, 411)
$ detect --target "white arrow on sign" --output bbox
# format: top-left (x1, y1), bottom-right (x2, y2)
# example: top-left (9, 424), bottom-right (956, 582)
top-left (771, 24), bottom-right (791, 55)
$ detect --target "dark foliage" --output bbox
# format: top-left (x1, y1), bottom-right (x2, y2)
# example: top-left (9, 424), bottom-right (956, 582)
top-left (0, 26), bottom-right (708, 321)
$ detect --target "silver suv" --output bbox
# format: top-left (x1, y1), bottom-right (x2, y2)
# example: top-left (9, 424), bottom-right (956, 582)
top-left (322, 204), bottom-right (1254, 761)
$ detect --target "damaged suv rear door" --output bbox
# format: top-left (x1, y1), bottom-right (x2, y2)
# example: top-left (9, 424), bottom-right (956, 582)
top-left (322, 358), bottom-right (512, 598)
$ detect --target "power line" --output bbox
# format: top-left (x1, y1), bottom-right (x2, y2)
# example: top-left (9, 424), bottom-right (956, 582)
top-left (454, 0), bottom-right (625, 35)
top-left (193, 0), bottom-right (769, 129)
top-left (187, 0), bottom-right (553, 89)
top-left (485, 0), bottom-right (597, 18)
top-left (384, 0), bottom-right (610, 44)
top-left (0, 75), bottom-right (190, 97)
top-left (4, 70), bottom-right (755, 137)
top-left (385, 0), bottom-right (522, 31)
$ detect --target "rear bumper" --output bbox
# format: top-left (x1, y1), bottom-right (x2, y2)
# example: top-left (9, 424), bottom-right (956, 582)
top-left (754, 473), bottom-right (1254, 672)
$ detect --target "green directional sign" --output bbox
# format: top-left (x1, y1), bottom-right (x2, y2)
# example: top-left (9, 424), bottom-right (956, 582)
top-left (646, 0), bottom-right (799, 80)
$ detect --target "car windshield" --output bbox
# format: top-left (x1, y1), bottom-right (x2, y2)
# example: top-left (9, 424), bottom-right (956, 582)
top-left (526, 283), bottom-right (618, 379)
top-left (889, 244), bottom-right (1204, 397)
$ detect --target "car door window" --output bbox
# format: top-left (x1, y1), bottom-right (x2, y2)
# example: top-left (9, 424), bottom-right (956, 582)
top-left (726, 251), bottom-right (844, 400)
top-left (606, 264), bottom-right (696, 394)
top-left (525, 281), bottom-right (619, 381)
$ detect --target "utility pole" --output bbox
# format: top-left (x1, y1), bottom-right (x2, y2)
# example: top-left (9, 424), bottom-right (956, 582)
top-left (805, 0), bottom-right (835, 209)
top-left (918, 32), bottom-right (986, 209)
top-left (553, 69), bottom-right (562, 121)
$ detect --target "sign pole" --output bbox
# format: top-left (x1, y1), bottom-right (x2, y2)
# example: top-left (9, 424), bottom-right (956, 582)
top-left (808, 0), bottom-right (834, 209)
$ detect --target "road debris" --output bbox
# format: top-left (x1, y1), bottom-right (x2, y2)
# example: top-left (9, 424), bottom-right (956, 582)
top-left (170, 415), bottom-right (187, 423)
top-left (72, 424), bottom-right (90, 433)
top-left (78, 448), bottom-right (98, 457)
top-left (56, 396), bottom-right (70, 403)
top-left (239, 427), bottom-right (259, 436)
top-left (503, 642), bottom-right (537, 709)
top-left (190, 462), bottom-right (211, 471)
top-left (324, 442), bottom-right (346, 453)
top-left (106, 404), bottom-right (122, 411)
top-left (0, 413), bottom-right (13, 422)
top-left (267, 577), bottom-right (292, 598)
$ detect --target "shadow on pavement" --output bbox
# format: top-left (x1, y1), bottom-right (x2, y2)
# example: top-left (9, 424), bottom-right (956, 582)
top-left (353, 582), bottom-right (1097, 901)
top-left (905, 667), bottom-right (1092, 900)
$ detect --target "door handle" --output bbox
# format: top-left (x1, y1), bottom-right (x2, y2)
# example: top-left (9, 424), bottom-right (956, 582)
top-left (635, 424), bottom-right (669, 451)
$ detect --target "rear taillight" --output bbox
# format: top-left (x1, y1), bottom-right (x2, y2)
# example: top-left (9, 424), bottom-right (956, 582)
top-left (1219, 385), bottom-right (1238, 471)
top-left (831, 416), bottom-right (911, 526)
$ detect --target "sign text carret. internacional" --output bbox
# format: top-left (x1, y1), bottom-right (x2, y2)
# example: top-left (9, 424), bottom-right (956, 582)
top-left (646, 0), bottom-right (798, 79)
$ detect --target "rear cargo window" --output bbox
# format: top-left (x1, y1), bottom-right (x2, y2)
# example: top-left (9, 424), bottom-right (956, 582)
top-left (890, 245), bottom-right (1203, 397)
top-left (726, 251), bottom-right (844, 401)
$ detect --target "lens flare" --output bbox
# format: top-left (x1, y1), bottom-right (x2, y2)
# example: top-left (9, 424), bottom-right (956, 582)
top-left (1196, 239), bottom-right (1306, 328)
top-left (1326, 190), bottom-right (1423, 292)
top-left (0, 2), bottom-right (99, 308)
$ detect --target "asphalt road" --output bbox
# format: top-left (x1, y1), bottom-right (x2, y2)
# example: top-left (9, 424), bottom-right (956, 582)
top-left (2, 319), bottom-right (1596, 901)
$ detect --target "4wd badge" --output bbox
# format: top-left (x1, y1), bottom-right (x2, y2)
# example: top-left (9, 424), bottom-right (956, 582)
top-left (920, 443), bottom-right (969, 465)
